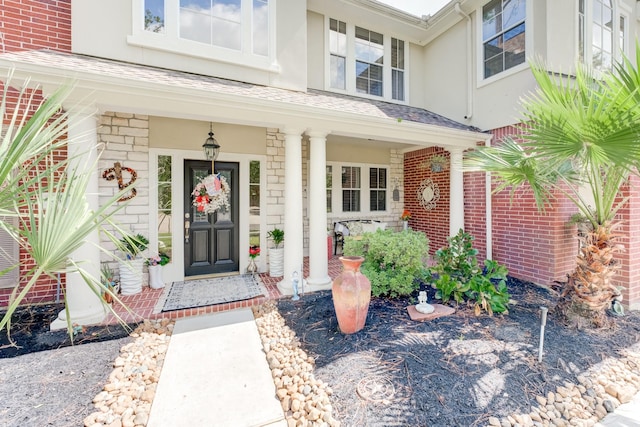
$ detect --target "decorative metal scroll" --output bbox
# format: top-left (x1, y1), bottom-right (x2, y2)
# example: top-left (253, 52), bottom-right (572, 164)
top-left (102, 162), bottom-right (137, 201)
top-left (417, 178), bottom-right (439, 211)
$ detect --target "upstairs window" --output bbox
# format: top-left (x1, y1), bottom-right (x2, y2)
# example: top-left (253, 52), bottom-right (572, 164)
top-left (355, 27), bottom-right (384, 97)
top-left (579, 0), bottom-right (627, 71)
top-left (326, 18), bottom-right (407, 102)
top-left (482, 0), bottom-right (526, 79)
top-left (134, 0), bottom-right (274, 67)
top-left (391, 38), bottom-right (405, 101)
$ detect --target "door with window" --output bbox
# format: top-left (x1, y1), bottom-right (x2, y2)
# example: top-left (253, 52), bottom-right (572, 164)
top-left (184, 160), bottom-right (239, 276)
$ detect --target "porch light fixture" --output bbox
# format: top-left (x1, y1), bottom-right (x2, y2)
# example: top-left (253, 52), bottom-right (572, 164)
top-left (202, 123), bottom-right (221, 161)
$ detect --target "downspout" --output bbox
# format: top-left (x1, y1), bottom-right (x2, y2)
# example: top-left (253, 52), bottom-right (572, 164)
top-left (484, 135), bottom-right (493, 259)
top-left (455, 3), bottom-right (473, 120)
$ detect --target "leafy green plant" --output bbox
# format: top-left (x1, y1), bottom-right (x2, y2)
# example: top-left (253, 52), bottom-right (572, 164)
top-left (344, 229), bottom-right (429, 297)
top-left (119, 233), bottom-right (149, 259)
top-left (267, 228), bottom-right (284, 248)
top-left (432, 230), bottom-right (510, 315)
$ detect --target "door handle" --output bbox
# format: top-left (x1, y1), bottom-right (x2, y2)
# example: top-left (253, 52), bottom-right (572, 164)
top-left (184, 213), bottom-right (190, 244)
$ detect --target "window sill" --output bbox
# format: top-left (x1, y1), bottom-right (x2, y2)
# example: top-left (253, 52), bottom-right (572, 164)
top-left (477, 62), bottom-right (529, 89)
top-left (127, 34), bottom-right (281, 74)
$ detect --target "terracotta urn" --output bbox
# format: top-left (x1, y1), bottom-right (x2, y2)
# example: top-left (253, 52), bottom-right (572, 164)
top-left (332, 256), bottom-right (371, 334)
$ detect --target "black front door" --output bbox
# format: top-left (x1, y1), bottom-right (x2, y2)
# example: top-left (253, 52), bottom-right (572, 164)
top-left (184, 160), bottom-right (239, 276)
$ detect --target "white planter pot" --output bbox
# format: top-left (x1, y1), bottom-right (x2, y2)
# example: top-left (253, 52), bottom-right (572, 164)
top-left (269, 247), bottom-right (284, 277)
top-left (148, 264), bottom-right (165, 289)
top-left (118, 258), bottom-right (144, 295)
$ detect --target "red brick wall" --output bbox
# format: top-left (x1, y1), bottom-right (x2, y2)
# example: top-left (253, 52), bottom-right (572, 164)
top-left (615, 176), bottom-right (640, 309)
top-left (0, 83), bottom-right (67, 308)
top-left (404, 148), bottom-right (451, 253)
top-left (0, 0), bottom-right (71, 52)
top-left (464, 167), bottom-right (487, 260)
top-left (487, 126), bottom-right (580, 285)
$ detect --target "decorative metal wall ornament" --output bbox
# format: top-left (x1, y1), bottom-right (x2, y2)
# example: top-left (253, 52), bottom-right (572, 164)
top-left (102, 162), bottom-right (137, 201)
top-left (417, 178), bottom-right (439, 211)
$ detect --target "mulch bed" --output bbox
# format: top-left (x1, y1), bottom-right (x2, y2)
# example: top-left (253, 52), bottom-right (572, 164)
top-left (276, 278), bottom-right (640, 427)
top-left (0, 303), bottom-right (137, 358)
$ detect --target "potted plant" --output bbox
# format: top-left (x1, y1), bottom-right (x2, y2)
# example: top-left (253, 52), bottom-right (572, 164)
top-left (267, 227), bottom-right (284, 277)
top-left (100, 264), bottom-right (117, 304)
top-left (146, 251), bottom-right (170, 289)
top-left (429, 154), bottom-right (448, 172)
top-left (117, 233), bottom-right (148, 295)
top-left (400, 209), bottom-right (411, 231)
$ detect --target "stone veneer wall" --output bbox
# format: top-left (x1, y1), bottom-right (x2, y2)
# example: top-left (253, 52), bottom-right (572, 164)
top-left (97, 112), bottom-right (151, 279)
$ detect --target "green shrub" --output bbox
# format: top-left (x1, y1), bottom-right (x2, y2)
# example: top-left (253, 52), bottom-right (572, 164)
top-left (343, 229), bottom-right (429, 297)
top-left (433, 229), bottom-right (510, 315)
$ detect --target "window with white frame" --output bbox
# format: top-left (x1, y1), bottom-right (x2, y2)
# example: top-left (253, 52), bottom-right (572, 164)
top-left (369, 168), bottom-right (386, 211)
top-left (482, 0), bottom-right (526, 79)
top-left (326, 165), bottom-right (333, 213)
top-left (327, 163), bottom-right (388, 214)
top-left (579, 0), bottom-right (628, 70)
top-left (0, 216), bottom-right (19, 288)
top-left (327, 19), bottom-right (406, 102)
top-left (133, 0), bottom-right (274, 67)
top-left (342, 166), bottom-right (361, 212)
top-left (391, 38), bottom-right (405, 101)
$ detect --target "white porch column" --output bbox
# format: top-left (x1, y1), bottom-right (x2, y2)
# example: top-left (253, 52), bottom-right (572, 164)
top-left (306, 130), bottom-right (332, 291)
top-left (277, 128), bottom-right (305, 296)
top-left (51, 112), bottom-right (106, 330)
top-left (449, 147), bottom-right (465, 237)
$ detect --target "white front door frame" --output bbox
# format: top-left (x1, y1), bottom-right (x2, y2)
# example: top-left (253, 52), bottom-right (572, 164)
top-left (149, 147), bottom-right (267, 283)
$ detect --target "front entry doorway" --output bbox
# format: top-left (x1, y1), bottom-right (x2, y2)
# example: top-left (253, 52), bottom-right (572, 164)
top-left (184, 160), bottom-right (239, 276)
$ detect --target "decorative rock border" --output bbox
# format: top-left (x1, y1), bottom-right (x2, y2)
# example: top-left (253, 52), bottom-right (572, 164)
top-left (489, 345), bottom-right (640, 427)
top-left (253, 301), bottom-right (341, 427)
top-left (84, 319), bottom-right (174, 427)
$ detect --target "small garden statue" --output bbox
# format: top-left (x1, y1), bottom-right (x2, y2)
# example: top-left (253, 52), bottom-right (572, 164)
top-left (415, 291), bottom-right (434, 314)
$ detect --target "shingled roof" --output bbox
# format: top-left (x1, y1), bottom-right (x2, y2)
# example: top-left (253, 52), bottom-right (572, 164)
top-left (0, 49), bottom-right (480, 133)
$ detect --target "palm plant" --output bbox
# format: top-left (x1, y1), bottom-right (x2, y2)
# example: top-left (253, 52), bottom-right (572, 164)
top-left (465, 51), bottom-right (640, 328)
top-left (0, 70), bottom-right (130, 340)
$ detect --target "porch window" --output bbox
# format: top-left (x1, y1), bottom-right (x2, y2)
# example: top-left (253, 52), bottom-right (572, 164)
top-left (482, 0), bottom-right (526, 79)
top-left (342, 166), bottom-right (361, 212)
top-left (0, 216), bottom-right (18, 289)
top-left (369, 168), bottom-right (386, 211)
top-left (157, 155), bottom-right (173, 259)
top-left (249, 160), bottom-right (260, 246)
top-left (326, 165), bottom-right (332, 213)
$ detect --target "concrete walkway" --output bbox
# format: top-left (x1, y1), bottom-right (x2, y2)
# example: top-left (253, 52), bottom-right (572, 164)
top-left (147, 309), bottom-right (286, 427)
top-left (596, 391), bottom-right (640, 427)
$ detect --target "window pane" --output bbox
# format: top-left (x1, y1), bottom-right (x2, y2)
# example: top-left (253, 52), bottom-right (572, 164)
top-left (482, 0), bottom-right (502, 40)
top-left (370, 190), bottom-right (386, 211)
top-left (392, 38), bottom-right (404, 69)
top-left (180, 0), bottom-right (242, 50)
top-left (503, 0), bottom-right (526, 30)
top-left (484, 36), bottom-right (503, 61)
top-left (326, 165), bottom-right (332, 213)
top-left (503, 23), bottom-right (525, 70)
top-left (392, 69), bottom-right (404, 101)
top-left (485, 54), bottom-right (503, 78)
top-left (330, 55), bottom-right (346, 89)
top-left (145, 0), bottom-right (165, 33)
top-left (158, 155), bottom-right (172, 259)
top-left (253, 0), bottom-right (269, 56)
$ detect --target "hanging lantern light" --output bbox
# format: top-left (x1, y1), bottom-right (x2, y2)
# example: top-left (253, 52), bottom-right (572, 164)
top-left (202, 122), bottom-right (221, 161)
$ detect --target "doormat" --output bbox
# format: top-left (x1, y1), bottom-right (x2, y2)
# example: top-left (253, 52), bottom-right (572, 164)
top-left (159, 274), bottom-right (266, 312)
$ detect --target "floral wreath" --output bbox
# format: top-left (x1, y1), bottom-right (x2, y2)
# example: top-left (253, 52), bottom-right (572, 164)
top-left (192, 173), bottom-right (231, 213)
